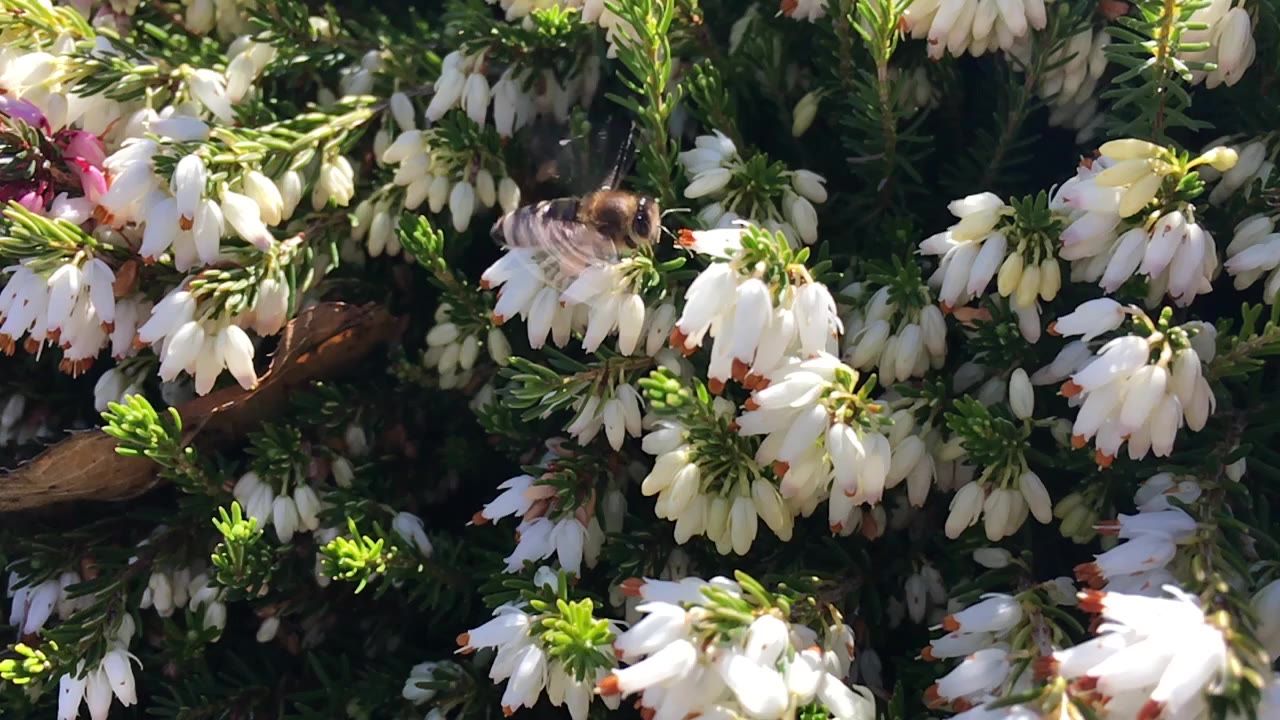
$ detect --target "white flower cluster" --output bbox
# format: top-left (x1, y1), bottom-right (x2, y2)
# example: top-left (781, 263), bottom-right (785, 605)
top-left (1052, 300), bottom-right (1215, 465)
top-left (0, 258), bottom-right (127, 376)
top-left (1203, 137), bottom-right (1274, 205)
top-left (457, 570), bottom-right (618, 720)
top-left (1225, 210), bottom-right (1280, 302)
top-left (56, 620), bottom-right (138, 720)
top-left (478, 473), bottom-right (605, 575)
top-left (641, 416), bottom-right (793, 554)
top-left (1053, 140), bottom-right (1237, 307)
top-left (671, 228), bottom-right (842, 391)
top-left (679, 132), bottom-right (829, 246)
top-left (904, 0), bottom-right (1046, 59)
top-left (561, 265), bottom-right (673, 357)
top-left (378, 92), bottom-right (522, 235)
top-left (1051, 588), bottom-right (1229, 720)
top-left (842, 282), bottom-right (949, 383)
top-left (737, 354), bottom-right (935, 533)
top-left (423, 304), bottom-right (512, 390)
top-left (1182, 0), bottom-right (1256, 88)
top-left (1021, 28), bottom-right (1110, 140)
top-left (920, 190), bottom-right (1059, 342)
top-left (1073, 473), bottom-right (1200, 594)
top-left (567, 382), bottom-right (644, 450)
top-left (8, 571), bottom-right (90, 637)
top-left (232, 471), bottom-right (323, 544)
top-left (923, 594), bottom-right (1023, 708)
top-left (136, 288), bottom-right (259, 395)
top-left (598, 576), bottom-right (874, 720)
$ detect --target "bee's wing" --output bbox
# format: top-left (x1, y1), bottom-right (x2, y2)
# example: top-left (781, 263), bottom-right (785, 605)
top-left (493, 202), bottom-right (618, 292)
top-left (511, 115), bottom-right (638, 201)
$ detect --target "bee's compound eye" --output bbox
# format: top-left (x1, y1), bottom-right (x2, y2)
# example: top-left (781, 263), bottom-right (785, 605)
top-left (631, 199), bottom-right (653, 245)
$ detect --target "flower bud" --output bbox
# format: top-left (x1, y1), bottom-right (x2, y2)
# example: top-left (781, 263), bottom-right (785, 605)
top-left (792, 91), bottom-right (820, 136)
top-left (1009, 368), bottom-right (1034, 419)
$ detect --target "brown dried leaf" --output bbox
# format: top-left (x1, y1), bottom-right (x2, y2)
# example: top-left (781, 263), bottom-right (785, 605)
top-left (0, 302), bottom-right (401, 512)
top-left (0, 432), bottom-right (156, 511)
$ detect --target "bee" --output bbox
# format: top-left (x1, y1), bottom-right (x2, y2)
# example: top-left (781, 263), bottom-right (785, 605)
top-left (491, 120), bottom-right (661, 287)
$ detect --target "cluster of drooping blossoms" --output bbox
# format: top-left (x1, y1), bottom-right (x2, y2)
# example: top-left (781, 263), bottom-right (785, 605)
top-left (1053, 140), bottom-right (1238, 307)
top-left (475, 451), bottom-right (606, 576)
top-left (902, 0), bottom-right (1046, 59)
top-left (422, 303), bottom-right (512, 390)
top-left (1045, 588), bottom-right (1231, 720)
top-left (1202, 136), bottom-right (1275, 205)
top-left (1051, 300), bottom-right (1215, 466)
top-left (841, 280), bottom-right (948, 383)
top-left (480, 245), bottom-right (678, 371)
top-left (679, 132), bottom-right (829, 246)
top-left (943, 371), bottom-right (1054, 542)
top-left (639, 385), bottom-right (795, 554)
top-left (737, 354), bottom-right (935, 535)
top-left (54, 616), bottom-right (139, 720)
top-left (377, 90), bottom-right (522, 235)
top-left (1225, 210), bottom-right (1280, 302)
top-left (670, 226), bottom-right (842, 392)
top-left (456, 568), bottom-right (619, 720)
top-left (1010, 27), bottom-right (1110, 140)
top-left (598, 575), bottom-right (874, 720)
top-left (922, 593), bottom-right (1028, 710)
top-left (920, 191), bottom-right (1060, 342)
top-left (1180, 0), bottom-right (1257, 88)
top-left (1072, 472), bottom-right (1203, 595)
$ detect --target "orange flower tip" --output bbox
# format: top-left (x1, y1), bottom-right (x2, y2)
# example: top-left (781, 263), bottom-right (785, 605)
top-left (731, 358), bottom-right (750, 382)
top-left (1047, 321), bottom-right (1060, 336)
top-left (1070, 434), bottom-right (1087, 450)
top-left (502, 706), bottom-right (515, 718)
top-left (677, 228), bottom-right (697, 247)
top-left (639, 707), bottom-right (656, 720)
top-left (771, 461), bottom-right (790, 477)
top-left (1076, 675), bottom-right (1101, 692)
top-left (1077, 589), bottom-right (1106, 614)
top-left (954, 699), bottom-right (973, 712)
top-left (744, 397), bottom-right (760, 411)
top-left (1074, 562), bottom-right (1098, 582)
top-left (619, 577), bottom-right (644, 597)
top-left (921, 646), bottom-right (937, 661)
top-left (1094, 450), bottom-right (1114, 469)
top-left (923, 684), bottom-right (942, 706)
top-left (614, 646), bottom-right (625, 660)
top-left (780, 0), bottom-right (799, 15)
top-left (942, 615), bottom-right (960, 632)
top-left (1060, 380), bottom-right (1083, 398)
top-left (491, 312), bottom-right (506, 326)
top-left (727, 420), bottom-right (740, 432)
top-left (1032, 656), bottom-right (1059, 680)
top-left (743, 373), bottom-right (761, 390)
top-left (455, 632), bottom-right (470, 647)
top-left (708, 378), bottom-right (725, 395)
top-left (479, 279), bottom-right (492, 290)
top-left (1137, 700), bottom-right (1163, 720)
top-left (179, 215), bottom-right (194, 231)
top-left (597, 674), bottom-right (621, 696)
top-left (470, 511), bottom-right (489, 526)
top-left (830, 522), bottom-right (844, 534)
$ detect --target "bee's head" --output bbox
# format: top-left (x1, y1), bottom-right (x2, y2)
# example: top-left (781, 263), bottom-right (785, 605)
top-left (628, 196), bottom-right (662, 248)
